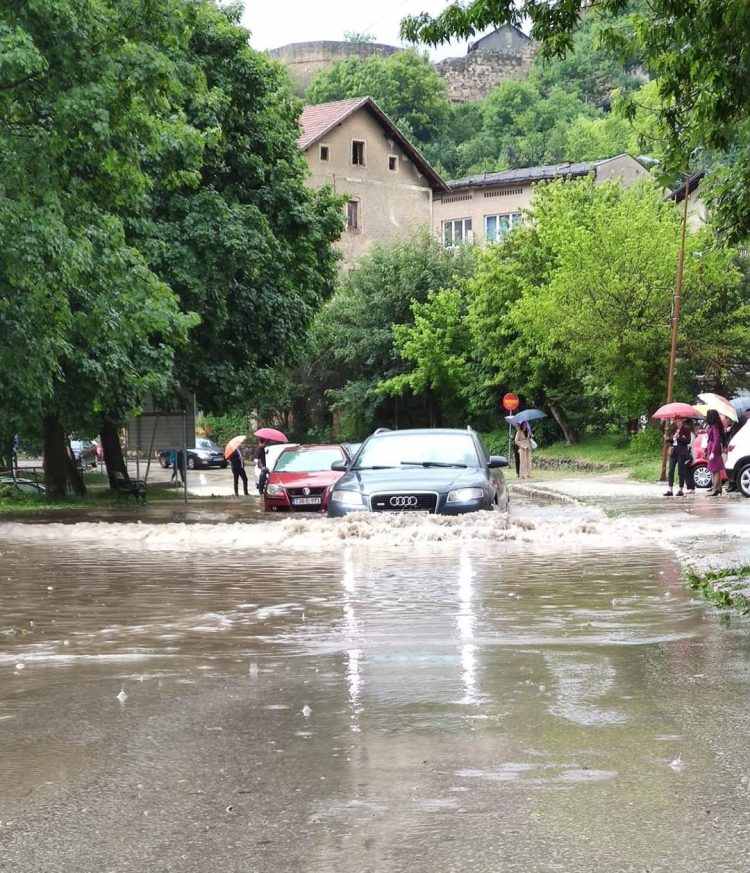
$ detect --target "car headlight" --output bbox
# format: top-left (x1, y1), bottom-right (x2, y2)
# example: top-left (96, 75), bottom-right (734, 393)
top-left (331, 490), bottom-right (364, 507)
top-left (266, 483), bottom-right (286, 496)
top-left (446, 487), bottom-right (484, 504)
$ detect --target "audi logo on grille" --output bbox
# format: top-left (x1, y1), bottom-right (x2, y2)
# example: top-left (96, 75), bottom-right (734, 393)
top-left (389, 495), bottom-right (419, 508)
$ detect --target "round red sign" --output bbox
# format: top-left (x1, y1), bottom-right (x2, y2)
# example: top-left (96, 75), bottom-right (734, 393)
top-left (502, 392), bottom-right (520, 413)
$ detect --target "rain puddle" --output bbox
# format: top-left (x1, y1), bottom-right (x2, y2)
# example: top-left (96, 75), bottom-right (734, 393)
top-left (2, 503), bottom-right (750, 871)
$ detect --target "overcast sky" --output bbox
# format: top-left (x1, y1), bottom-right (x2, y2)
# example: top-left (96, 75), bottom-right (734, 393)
top-left (241, 0), bottom-right (471, 60)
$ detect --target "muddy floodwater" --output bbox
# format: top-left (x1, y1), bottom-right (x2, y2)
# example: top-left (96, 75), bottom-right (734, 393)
top-left (2, 501), bottom-right (750, 872)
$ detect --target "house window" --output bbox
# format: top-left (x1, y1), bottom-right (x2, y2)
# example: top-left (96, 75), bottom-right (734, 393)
top-left (352, 140), bottom-right (366, 167)
top-left (319, 144), bottom-right (329, 162)
top-left (346, 200), bottom-right (360, 232)
top-left (442, 217), bottom-right (472, 247)
top-left (484, 212), bottom-right (522, 243)
top-left (388, 155), bottom-right (398, 172)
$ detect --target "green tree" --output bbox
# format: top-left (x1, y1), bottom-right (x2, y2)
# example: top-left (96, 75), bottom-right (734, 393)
top-left (306, 232), bottom-right (475, 437)
top-left (306, 49), bottom-right (451, 144)
top-left (402, 0), bottom-right (750, 238)
top-left (0, 0), bottom-right (199, 495)
top-left (387, 180), bottom-right (749, 441)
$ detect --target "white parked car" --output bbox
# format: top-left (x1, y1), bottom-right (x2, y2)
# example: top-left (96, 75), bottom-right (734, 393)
top-left (727, 419), bottom-right (750, 497)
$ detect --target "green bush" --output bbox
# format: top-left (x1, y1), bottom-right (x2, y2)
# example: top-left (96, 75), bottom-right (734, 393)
top-left (628, 427), bottom-right (662, 457)
top-left (198, 412), bottom-right (248, 448)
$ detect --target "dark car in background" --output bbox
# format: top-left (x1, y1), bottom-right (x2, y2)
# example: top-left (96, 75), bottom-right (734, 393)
top-left (327, 428), bottom-right (508, 517)
top-left (158, 437), bottom-right (227, 470)
top-left (264, 444), bottom-right (351, 512)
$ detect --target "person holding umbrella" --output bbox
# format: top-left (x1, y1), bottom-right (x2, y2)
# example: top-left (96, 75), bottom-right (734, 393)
top-left (505, 409), bottom-right (545, 480)
top-left (663, 416), bottom-right (693, 497)
top-left (252, 427), bottom-right (289, 495)
top-left (224, 435), bottom-right (249, 497)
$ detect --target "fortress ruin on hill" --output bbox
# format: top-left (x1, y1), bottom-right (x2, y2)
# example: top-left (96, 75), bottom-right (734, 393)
top-left (268, 25), bottom-right (537, 103)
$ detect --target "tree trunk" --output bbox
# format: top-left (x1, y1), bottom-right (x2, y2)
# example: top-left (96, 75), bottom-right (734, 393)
top-left (548, 402), bottom-right (578, 445)
top-left (66, 448), bottom-right (86, 497)
top-left (101, 417), bottom-right (128, 489)
top-left (43, 415), bottom-right (70, 499)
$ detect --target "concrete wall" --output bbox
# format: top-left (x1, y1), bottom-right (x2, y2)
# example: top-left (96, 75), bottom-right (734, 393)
top-left (593, 154), bottom-right (651, 187)
top-left (268, 41), bottom-right (400, 94)
top-left (433, 184), bottom-right (534, 245)
top-left (302, 107), bottom-right (435, 266)
top-left (434, 156), bottom-right (651, 245)
top-left (434, 49), bottom-right (536, 102)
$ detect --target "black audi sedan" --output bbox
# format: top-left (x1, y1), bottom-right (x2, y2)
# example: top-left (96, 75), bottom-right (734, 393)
top-left (327, 428), bottom-right (509, 517)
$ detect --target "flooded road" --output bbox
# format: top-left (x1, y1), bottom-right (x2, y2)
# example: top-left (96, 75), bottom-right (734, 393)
top-left (2, 503), bottom-right (750, 871)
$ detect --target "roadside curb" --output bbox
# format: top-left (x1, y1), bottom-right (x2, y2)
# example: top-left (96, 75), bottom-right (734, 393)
top-left (685, 566), bottom-right (750, 613)
top-left (510, 483), bottom-right (580, 505)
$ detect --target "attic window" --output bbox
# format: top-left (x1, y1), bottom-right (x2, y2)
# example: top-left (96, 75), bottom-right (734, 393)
top-left (388, 155), bottom-right (398, 172)
top-left (319, 144), bottom-right (329, 162)
top-left (352, 140), bottom-right (366, 167)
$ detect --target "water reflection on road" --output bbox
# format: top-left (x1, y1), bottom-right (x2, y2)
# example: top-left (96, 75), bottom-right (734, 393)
top-left (2, 510), bottom-right (750, 871)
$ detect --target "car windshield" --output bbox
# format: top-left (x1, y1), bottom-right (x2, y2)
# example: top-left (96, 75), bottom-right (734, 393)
top-left (354, 433), bottom-right (479, 469)
top-left (195, 439), bottom-right (218, 450)
top-left (274, 448), bottom-right (343, 473)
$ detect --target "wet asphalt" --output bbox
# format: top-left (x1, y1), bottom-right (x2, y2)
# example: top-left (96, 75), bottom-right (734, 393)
top-left (1, 488), bottom-right (750, 872)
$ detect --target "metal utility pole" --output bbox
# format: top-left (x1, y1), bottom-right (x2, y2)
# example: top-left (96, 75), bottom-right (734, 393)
top-left (660, 175), bottom-right (691, 480)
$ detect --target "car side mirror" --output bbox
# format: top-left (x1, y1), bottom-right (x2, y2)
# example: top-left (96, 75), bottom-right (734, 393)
top-left (331, 460), bottom-right (348, 472)
top-left (488, 455), bottom-right (509, 469)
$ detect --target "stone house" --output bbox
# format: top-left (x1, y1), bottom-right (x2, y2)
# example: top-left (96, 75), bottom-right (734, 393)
top-left (667, 171), bottom-right (707, 232)
top-left (434, 25), bottom-right (537, 103)
top-left (433, 154), bottom-right (651, 247)
top-left (298, 97), bottom-right (448, 266)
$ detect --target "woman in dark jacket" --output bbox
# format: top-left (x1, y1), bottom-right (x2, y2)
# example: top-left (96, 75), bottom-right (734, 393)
top-left (230, 447), bottom-right (248, 497)
top-left (664, 417), bottom-right (693, 497)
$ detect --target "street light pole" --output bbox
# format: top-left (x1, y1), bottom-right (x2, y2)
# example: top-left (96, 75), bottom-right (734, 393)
top-left (660, 174), bottom-right (691, 480)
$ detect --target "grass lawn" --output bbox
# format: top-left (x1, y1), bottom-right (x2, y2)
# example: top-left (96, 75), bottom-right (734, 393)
top-left (535, 433), bottom-right (662, 483)
top-left (0, 471), bottom-right (185, 516)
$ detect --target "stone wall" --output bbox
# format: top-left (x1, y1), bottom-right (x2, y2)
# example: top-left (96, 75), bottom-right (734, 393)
top-left (434, 49), bottom-right (536, 103)
top-left (268, 41), bottom-right (400, 95)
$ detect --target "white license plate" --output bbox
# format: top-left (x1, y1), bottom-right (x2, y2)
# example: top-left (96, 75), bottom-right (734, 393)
top-left (292, 497), bottom-right (322, 506)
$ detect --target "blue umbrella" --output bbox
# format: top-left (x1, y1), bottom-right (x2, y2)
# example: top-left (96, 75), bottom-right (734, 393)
top-left (505, 409), bottom-right (547, 426)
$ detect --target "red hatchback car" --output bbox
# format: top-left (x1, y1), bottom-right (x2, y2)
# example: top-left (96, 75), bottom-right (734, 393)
top-left (263, 444), bottom-right (351, 512)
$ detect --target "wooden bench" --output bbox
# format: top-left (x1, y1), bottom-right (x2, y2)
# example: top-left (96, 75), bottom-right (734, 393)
top-left (112, 473), bottom-right (146, 502)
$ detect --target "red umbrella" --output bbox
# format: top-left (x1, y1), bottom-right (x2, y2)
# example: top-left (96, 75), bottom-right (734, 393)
top-left (255, 427), bottom-right (288, 443)
top-left (652, 402), bottom-right (701, 420)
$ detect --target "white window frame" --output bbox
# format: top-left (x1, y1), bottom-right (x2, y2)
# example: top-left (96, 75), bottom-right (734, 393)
top-left (351, 139), bottom-right (366, 167)
top-left (484, 211), bottom-right (523, 243)
top-left (319, 143), bottom-right (330, 162)
top-left (442, 217), bottom-right (473, 248)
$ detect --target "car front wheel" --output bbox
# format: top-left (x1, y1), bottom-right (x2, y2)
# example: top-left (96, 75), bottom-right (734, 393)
top-left (737, 463), bottom-right (750, 498)
top-left (187, 456), bottom-right (196, 470)
top-left (691, 463), bottom-right (712, 490)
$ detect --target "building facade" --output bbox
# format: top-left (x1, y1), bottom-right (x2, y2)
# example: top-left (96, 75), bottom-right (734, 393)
top-left (433, 154), bottom-right (651, 247)
top-left (299, 97), bottom-right (447, 266)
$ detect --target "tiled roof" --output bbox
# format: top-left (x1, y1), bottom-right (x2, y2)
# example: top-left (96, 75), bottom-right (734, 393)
top-left (447, 155), bottom-right (641, 191)
top-left (447, 161), bottom-right (595, 190)
top-left (298, 97), bottom-right (369, 150)
top-left (297, 96), bottom-right (447, 192)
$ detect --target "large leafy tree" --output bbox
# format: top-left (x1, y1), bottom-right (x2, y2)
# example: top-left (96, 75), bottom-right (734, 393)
top-left (306, 49), bottom-right (451, 144)
top-left (0, 1), bottom-right (342, 495)
top-left (402, 0), bottom-right (750, 239)
top-left (387, 180), bottom-right (749, 441)
top-left (136, 2), bottom-right (343, 413)
top-left (0, 0), bottom-right (198, 495)
top-left (304, 232), bottom-right (475, 437)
